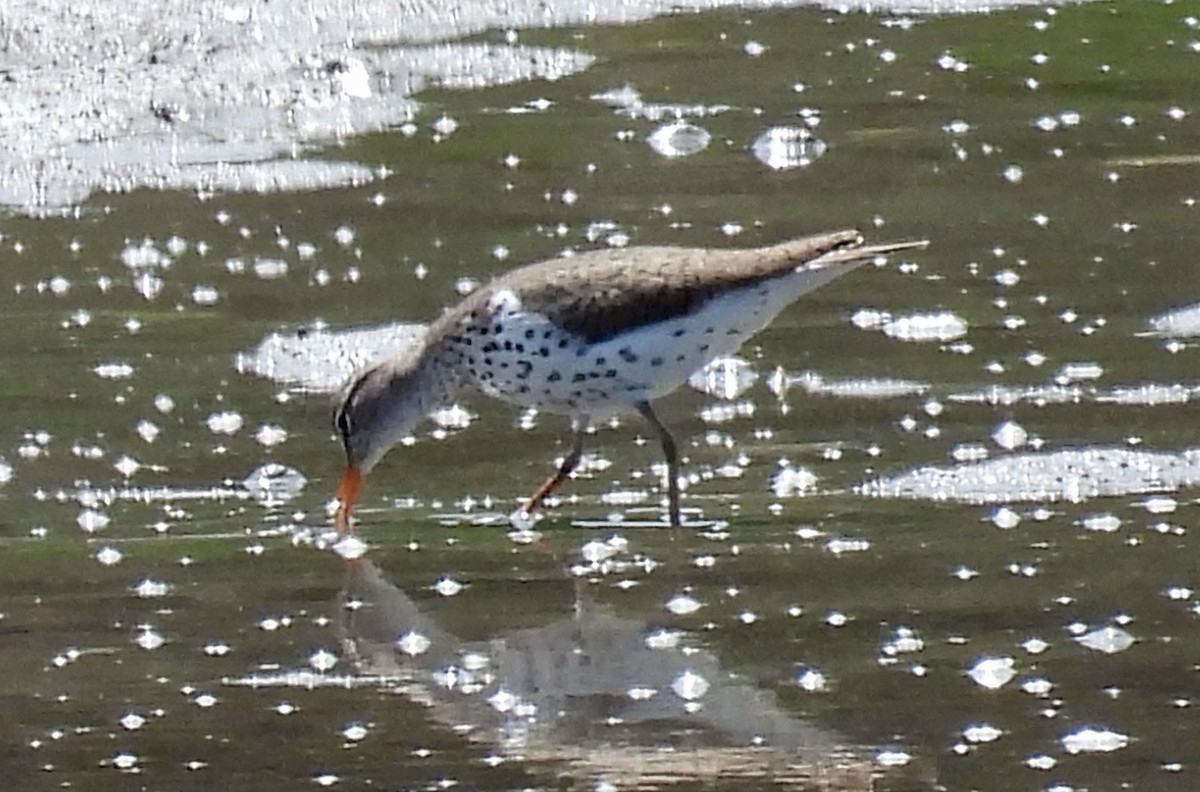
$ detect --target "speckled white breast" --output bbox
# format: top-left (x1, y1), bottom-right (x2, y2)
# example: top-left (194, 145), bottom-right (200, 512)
top-left (443, 278), bottom-right (804, 416)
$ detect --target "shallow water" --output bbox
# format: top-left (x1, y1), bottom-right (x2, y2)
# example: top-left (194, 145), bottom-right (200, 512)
top-left (5, 2), bottom-right (1200, 790)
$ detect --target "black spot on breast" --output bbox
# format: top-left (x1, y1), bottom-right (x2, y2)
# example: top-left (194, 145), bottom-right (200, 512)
top-left (619, 347), bottom-right (638, 363)
top-left (539, 347), bottom-right (550, 357)
top-left (503, 340), bottom-right (513, 351)
top-left (515, 343), bottom-right (525, 353)
top-left (699, 344), bottom-right (710, 352)
top-left (484, 357), bottom-right (494, 365)
top-left (676, 354), bottom-right (686, 362)
top-left (572, 373), bottom-right (586, 383)
top-left (524, 329), bottom-right (535, 340)
top-left (558, 339), bottom-right (570, 349)
top-left (482, 341), bottom-right (499, 354)
top-left (605, 369), bottom-right (617, 378)
top-left (518, 385), bottom-right (529, 394)
top-left (704, 327), bottom-right (715, 335)
top-left (672, 328), bottom-right (686, 337)
top-left (500, 362), bottom-right (509, 369)
top-left (548, 371), bottom-right (562, 382)
top-left (650, 357), bottom-right (663, 367)
top-left (543, 330), bottom-right (553, 339)
top-left (727, 328), bottom-right (740, 335)
top-left (493, 324), bottom-right (504, 334)
top-left (595, 356), bottom-right (606, 366)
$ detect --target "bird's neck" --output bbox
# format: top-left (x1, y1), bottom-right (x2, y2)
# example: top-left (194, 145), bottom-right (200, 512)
top-left (411, 336), bottom-right (465, 408)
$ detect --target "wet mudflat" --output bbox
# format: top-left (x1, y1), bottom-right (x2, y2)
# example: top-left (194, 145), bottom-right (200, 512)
top-left (3, 1), bottom-right (1200, 790)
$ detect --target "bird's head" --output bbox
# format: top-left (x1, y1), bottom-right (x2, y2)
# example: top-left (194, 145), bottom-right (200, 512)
top-left (330, 349), bottom-right (440, 530)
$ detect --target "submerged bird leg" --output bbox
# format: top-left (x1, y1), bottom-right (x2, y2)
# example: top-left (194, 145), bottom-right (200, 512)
top-left (523, 423), bottom-right (586, 516)
top-left (635, 402), bottom-right (682, 528)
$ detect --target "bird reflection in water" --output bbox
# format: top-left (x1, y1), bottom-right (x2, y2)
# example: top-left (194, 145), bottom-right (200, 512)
top-left (335, 558), bottom-right (914, 789)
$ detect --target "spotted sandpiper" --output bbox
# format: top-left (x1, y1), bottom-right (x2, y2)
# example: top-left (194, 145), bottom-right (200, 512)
top-left (331, 229), bottom-right (926, 531)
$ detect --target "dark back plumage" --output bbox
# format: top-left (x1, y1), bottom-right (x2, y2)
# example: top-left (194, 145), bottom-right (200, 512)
top-left (431, 229), bottom-right (867, 344)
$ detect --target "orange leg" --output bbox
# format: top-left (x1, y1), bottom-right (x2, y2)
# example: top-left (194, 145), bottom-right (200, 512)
top-left (523, 427), bottom-right (585, 515)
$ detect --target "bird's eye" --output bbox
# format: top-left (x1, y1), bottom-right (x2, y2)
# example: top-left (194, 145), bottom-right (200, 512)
top-left (334, 404), bottom-right (352, 439)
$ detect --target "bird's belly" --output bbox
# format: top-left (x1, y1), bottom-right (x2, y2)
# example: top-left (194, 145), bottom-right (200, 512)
top-left (463, 283), bottom-right (785, 415)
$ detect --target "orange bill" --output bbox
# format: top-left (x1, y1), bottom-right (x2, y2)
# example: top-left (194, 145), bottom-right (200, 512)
top-left (334, 465), bottom-right (362, 534)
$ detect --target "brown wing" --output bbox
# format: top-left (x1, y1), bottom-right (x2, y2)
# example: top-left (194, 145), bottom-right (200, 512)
top-left (491, 229), bottom-right (865, 343)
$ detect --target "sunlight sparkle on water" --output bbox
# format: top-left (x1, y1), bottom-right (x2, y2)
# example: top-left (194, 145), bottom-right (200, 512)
top-left (670, 669), bottom-right (709, 700)
top-left (963, 724), bottom-right (1002, 743)
top-left (770, 464), bottom-right (818, 498)
top-left (991, 506), bottom-right (1021, 528)
top-left (254, 424), bottom-right (289, 447)
top-left (750, 127), bottom-right (827, 170)
top-left (1076, 626), bottom-right (1134, 654)
top-left (77, 509), bottom-right (110, 533)
top-left (433, 577), bottom-right (464, 596)
top-left (205, 411), bottom-right (244, 435)
top-left (120, 713), bottom-right (147, 730)
top-left (852, 308), bottom-right (968, 342)
top-left (133, 579), bottom-right (170, 597)
top-left (309, 649), bottom-right (338, 672)
top-left (397, 631), bottom-right (432, 656)
top-left (646, 122), bottom-right (711, 158)
top-left (342, 723), bottom-right (369, 742)
top-left (1061, 727), bottom-right (1129, 754)
top-left (96, 546), bottom-right (123, 566)
top-left (795, 668), bottom-right (827, 692)
top-left (666, 593), bottom-right (703, 616)
top-left (688, 356), bottom-right (758, 399)
top-left (882, 311), bottom-right (969, 342)
top-left (332, 535), bottom-right (368, 560)
top-left (992, 420), bottom-right (1028, 450)
top-left (778, 370), bottom-right (929, 399)
top-left (967, 656), bottom-right (1015, 689)
top-left (875, 749), bottom-right (912, 767)
top-left (244, 463), bottom-right (307, 505)
top-left (136, 628), bottom-right (165, 651)
top-left (645, 629), bottom-right (681, 650)
top-left (1079, 513), bottom-right (1120, 532)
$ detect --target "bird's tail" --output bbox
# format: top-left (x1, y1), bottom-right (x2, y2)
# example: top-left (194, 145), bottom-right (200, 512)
top-left (759, 230), bottom-right (928, 273)
top-left (812, 236), bottom-right (930, 267)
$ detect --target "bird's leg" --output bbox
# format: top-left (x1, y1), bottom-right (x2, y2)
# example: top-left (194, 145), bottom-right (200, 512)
top-left (635, 401), bottom-right (682, 528)
top-left (523, 422), bottom-right (586, 516)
